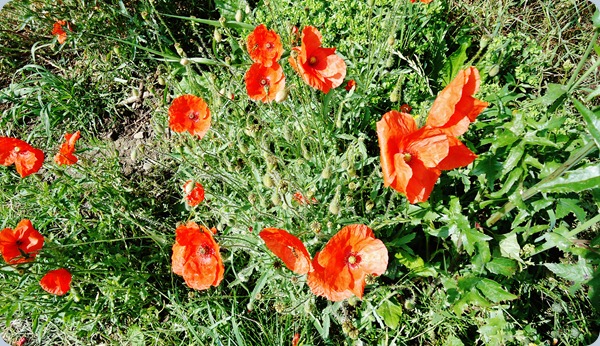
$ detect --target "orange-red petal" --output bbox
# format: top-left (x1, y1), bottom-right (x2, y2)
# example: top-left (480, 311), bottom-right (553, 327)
top-left (168, 95), bottom-right (211, 138)
top-left (259, 228), bottom-right (311, 275)
top-left (245, 62), bottom-right (286, 103)
top-left (183, 181), bottom-right (205, 207)
top-left (0, 219), bottom-right (44, 265)
top-left (54, 131), bottom-right (80, 165)
top-left (40, 268), bottom-right (72, 296)
top-left (426, 67), bottom-right (488, 137)
top-left (246, 24), bottom-right (283, 67)
top-left (436, 136), bottom-right (477, 170)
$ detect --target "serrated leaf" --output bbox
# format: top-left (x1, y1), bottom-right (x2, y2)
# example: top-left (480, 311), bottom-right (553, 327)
top-left (533, 83), bottom-right (568, 108)
top-left (501, 143), bottom-right (525, 177)
top-left (572, 98), bottom-right (600, 149)
top-left (486, 257), bottom-right (518, 277)
top-left (462, 227), bottom-right (493, 256)
top-left (376, 299), bottom-right (403, 329)
top-left (544, 258), bottom-right (593, 284)
top-left (444, 335), bottom-right (465, 346)
top-left (537, 162), bottom-right (600, 193)
top-left (489, 167), bottom-right (523, 198)
top-left (476, 279), bottom-right (518, 303)
top-left (556, 198), bottom-right (587, 221)
top-left (395, 251), bottom-right (437, 277)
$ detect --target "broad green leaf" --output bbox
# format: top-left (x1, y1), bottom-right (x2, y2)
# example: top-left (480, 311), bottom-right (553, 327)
top-left (462, 227), bottom-right (492, 256)
top-left (395, 251), bottom-right (437, 277)
top-left (476, 279), bottom-right (518, 303)
top-left (486, 258), bottom-right (518, 277)
top-left (572, 98), bottom-right (600, 149)
top-left (376, 299), bottom-right (403, 329)
top-left (444, 335), bottom-right (465, 346)
top-left (532, 83), bottom-right (568, 110)
top-left (544, 258), bottom-right (593, 284)
top-left (499, 233), bottom-right (521, 261)
top-left (441, 37), bottom-right (471, 85)
top-left (501, 143), bottom-right (525, 177)
top-left (537, 162), bottom-right (600, 193)
top-left (453, 289), bottom-right (491, 315)
top-left (489, 167), bottom-right (523, 198)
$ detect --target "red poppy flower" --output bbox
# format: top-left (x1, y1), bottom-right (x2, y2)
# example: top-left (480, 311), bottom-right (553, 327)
top-left (292, 333), bottom-right (300, 346)
top-left (183, 180), bottom-right (205, 207)
top-left (345, 79), bottom-right (356, 92)
top-left (40, 268), bottom-right (72, 296)
top-left (307, 224), bottom-right (388, 301)
top-left (0, 137), bottom-right (45, 178)
top-left (54, 131), bottom-right (80, 165)
top-left (168, 95), bottom-right (211, 139)
top-left (377, 110), bottom-right (477, 203)
top-left (52, 20), bottom-right (70, 44)
top-left (426, 67), bottom-right (488, 137)
top-left (288, 26), bottom-right (346, 93)
top-left (259, 228), bottom-right (311, 275)
top-left (172, 221), bottom-right (224, 290)
top-left (246, 24), bottom-right (283, 67)
top-left (400, 103), bottom-right (412, 114)
top-left (0, 219), bottom-right (44, 265)
top-left (411, 0), bottom-right (433, 3)
top-left (245, 62), bottom-right (286, 103)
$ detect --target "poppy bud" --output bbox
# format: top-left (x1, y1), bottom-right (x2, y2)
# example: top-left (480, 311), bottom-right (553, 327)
top-left (141, 11), bottom-right (148, 20)
top-left (248, 193), bottom-right (257, 204)
top-left (219, 16), bottom-right (227, 27)
top-left (113, 46), bottom-right (120, 56)
top-left (386, 35), bottom-right (395, 46)
top-left (262, 174), bottom-right (274, 188)
top-left (275, 88), bottom-right (289, 103)
top-left (301, 141), bottom-right (311, 160)
top-left (130, 145), bottom-right (138, 162)
top-left (365, 200), bottom-right (374, 212)
top-left (245, 4), bottom-right (251, 13)
top-left (329, 186), bottom-right (341, 215)
top-left (235, 9), bottom-right (243, 22)
top-left (157, 76), bottom-right (166, 86)
top-left (214, 28), bottom-right (222, 42)
top-left (321, 164), bottom-right (331, 179)
top-left (488, 64), bottom-right (500, 77)
top-left (390, 89), bottom-right (399, 103)
top-left (175, 43), bottom-right (184, 56)
top-left (479, 35), bottom-right (490, 49)
top-left (180, 58), bottom-right (190, 66)
top-left (184, 180), bottom-right (196, 194)
top-left (238, 142), bottom-right (248, 154)
top-left (271, 192), bottom-right (281, 206)
top-left (386, 56), bottom-right (394, 68)
top-left (404, 298), bottom-right (416, 310)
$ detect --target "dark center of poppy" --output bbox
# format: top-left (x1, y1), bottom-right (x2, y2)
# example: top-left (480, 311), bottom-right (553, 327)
top-left (197, 244), bottom-right (213, 257)
top-left (346, 252), bottom-right (362, 269)
top-left (403, 153), bottom-right (412, 163)
top-left (265, 42), bottom-right (273, 49)
top-left (13, 147), bottom-right (21, 153)
top-left (309, 56), bottom-right (317, 65)
top-left (188, 111), bottom-right (200, 121)
top-left (260, 78), bottom-right (270, 87)
top-left (15, 240), bottom-right (23, 246)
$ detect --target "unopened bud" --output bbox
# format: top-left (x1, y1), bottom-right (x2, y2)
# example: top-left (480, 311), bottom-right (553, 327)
top-left (271, 192), bottom-right (281, 206)
top-left (184, 180), bottom-right (195, 194)
top-left (245, 4), bottom-right (251, 14)
top-left (180, 58), bottom-right (190, 66)
top-left (365, 200), bottom-right (374, 212)
top-left (321, 164), bottom-right (331, 179)
top-left (488, 64), bottom-right (500, 77)
top-left (262, 174), bottom-right (274, 188)
top-left (214, 28), bottom-right (222, 42)
top-left (275, 88), bottom-right (289, 102)
top-left (479, 35), bottom-right (490, 49)
top-left (235, 9), bottom-right (244, 22)
top-left (175, 43), bottom-right (184, 56)
top-left (219, 16), bottom-right (227, 27)
top-left (157, 76), bottom-right (166, 86)
top-left (386, 35), bottom-right (395, 46)
top-left (390, 89), bottom-right (399, 103)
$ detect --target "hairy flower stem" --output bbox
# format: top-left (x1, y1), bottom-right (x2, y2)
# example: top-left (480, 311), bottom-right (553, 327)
top-left (486, 140), bottom-right (598, 227)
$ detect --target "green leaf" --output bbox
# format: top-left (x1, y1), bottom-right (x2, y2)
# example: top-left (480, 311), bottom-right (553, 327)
top-left (461, 227), bottom-right (493, 256)
top-left (572, 98), bottom-right (600, 149)
top-left (441, 37), bottom-right (471, 85)
top-left (537, 162), bottom-right (600, 193)
top-left (556, 198), bottom-right (587, 221)
top-left (533, 83), bottom-right (568, 110)
top-left (476, 279), bottom-right (518, 303)
top-left (376, 299), bottom-right (403, 329)
top-left (395, 251), bottom-right (437, 277)
top-left (499, 233), bottom-right (522, 261)
top-left (501, 143), bottom-right (525, 177)
top-left (486, 258), bottom-right (518, 277)
top-left (544, 258), bottom-right (593, 284)
top-left (444, 335), bottom-right (465, 346)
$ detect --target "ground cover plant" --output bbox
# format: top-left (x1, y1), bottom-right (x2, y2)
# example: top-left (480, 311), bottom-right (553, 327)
top-left (0, 0), bottom-right (599, 345)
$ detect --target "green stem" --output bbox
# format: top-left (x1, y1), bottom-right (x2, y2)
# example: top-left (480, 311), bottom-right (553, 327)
top-left (486, 140), bottom-right (597, 227)
top-left (566, 30), bottom-right (600, 90)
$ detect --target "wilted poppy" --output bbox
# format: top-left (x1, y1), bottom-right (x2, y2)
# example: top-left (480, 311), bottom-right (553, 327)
top-left (307, 224), bottom-right (388, 301)
top-left (0, 137), bottom-right (45, 178)
top-left (245, 62), bottom-right (286, 103)
top-left (345, 79), bottom-right (356, 92)
top-left (52, 20), bottom-right (71, 44)
top-left (40, 268), bottom-right (72, 296)
top-left (288, 26), bottom-right (346, 93)
top-left (259, 228), bottom-right (311, 275)
top-left (183, 180), bottom-right (205, 207)
top-left (168, 95), bottom-right (211, 138)
top-left (292, 192), bottom-right (317, 205)
top-left (426, 67), bottom-right (488, 137)
top-left (172, 221), bottom-right (224, 290)
top-left (54, 131), bottom-right (80, 165)
top-left (0, 219), bottom-right (44, 265)
top-left (246, 24), bottom-right (283, 67)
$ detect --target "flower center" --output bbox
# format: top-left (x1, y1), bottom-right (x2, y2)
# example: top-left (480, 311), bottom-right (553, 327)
top-left (197, 245), bottom-right (213, 257)
top-left (188, 111), bottom-right (200, 121)
top-left (309, 56), bottom-right (317, 65)
top-left (346, 252), bottom-right (361, 269)
top-left (15, 240), bottom-right (23, 246)
top-left (13, 147), bottom-right (20, 153)
top-left (403, 153), bottom-right (412, 163)
top-left (265, 42), bottom-right (273, 49)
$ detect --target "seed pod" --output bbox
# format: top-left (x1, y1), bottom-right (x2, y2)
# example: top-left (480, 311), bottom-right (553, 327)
top-left (488, 64), bottom-right (500, 77)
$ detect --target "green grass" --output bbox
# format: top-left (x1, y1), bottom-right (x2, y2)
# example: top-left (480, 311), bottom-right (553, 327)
top-left (1, 0), bottom-right (599, 345)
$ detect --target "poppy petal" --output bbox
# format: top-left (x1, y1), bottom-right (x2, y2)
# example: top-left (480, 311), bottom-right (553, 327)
top-left (259, 228), bottom-right (311, 275)
top-left (436, 136), bottom-right (477, 170)
top-left (404, 158), bottom-right (441, 203)
top-left (168, 95), bottom-right (211, 138)
top-left (40, 268), bottom-right (72, 296)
